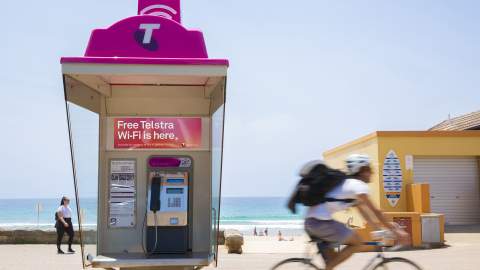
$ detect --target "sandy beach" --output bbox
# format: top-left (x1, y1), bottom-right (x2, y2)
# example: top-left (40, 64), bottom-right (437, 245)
top-left (1, 231), bottom-right (480, 270)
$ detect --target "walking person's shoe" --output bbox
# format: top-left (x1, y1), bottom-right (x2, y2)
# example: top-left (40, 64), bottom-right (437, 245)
top-left (57, 248), bottom-right (65, 254)
top-left (68, 247), bottom-right (75, 253)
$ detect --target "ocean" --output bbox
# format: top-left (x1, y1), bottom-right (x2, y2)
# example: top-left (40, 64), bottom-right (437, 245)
top-left (0, 197), bottom-right (306, 235)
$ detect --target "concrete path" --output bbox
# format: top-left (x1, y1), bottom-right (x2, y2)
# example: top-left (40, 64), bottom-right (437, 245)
top-left (0, 232), bottom-right (479, 270)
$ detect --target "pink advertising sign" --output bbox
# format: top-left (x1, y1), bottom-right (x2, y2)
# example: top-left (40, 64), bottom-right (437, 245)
top-left (113, 117), bottom-right (202, 149)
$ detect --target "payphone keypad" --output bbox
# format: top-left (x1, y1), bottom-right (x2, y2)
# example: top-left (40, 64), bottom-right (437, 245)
top-left (147, 172), bottom-right (188, 226)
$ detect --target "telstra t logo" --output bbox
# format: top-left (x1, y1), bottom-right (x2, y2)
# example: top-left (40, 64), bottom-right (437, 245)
top-left (134, 23), bottom-right (161, 51)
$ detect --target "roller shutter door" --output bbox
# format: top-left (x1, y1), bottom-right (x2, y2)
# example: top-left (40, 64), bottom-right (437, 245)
top-left (413, 157), bottom-right (480, 225)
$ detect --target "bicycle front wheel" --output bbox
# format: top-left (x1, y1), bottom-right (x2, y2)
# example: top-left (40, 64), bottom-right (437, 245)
top-left (372, 257), bottom-right (423, 270)
top-left (271, 258), bottom-right (321, 270)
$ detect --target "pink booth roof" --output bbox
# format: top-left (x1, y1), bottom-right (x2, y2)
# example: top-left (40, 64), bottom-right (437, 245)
top-left (61, 57), bottom-right (229, 66)
top-left (61, 14), bottom-right (229, 67)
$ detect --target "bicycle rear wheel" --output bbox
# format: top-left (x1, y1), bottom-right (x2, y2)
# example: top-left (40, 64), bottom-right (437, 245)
top-left (271, 258), bottom-right (321, 270)
top-left (372, 257), bottom-right (422, 270)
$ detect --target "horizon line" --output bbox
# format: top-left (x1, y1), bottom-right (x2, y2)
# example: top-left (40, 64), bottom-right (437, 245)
top-left (0, 195), bottom-right (289, 200)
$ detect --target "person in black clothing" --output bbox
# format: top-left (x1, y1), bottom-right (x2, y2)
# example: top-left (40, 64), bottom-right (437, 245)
top-left (55, 196), bottom-right (75, 254)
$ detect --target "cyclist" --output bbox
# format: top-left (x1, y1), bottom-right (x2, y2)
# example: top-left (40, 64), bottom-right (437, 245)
top-left (303, 154), bottom-right (409, 270)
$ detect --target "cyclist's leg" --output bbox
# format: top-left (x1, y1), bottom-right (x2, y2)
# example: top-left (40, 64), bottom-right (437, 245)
top-left (319, 247), bottom-right (336, 263)
top-left (314, 240), bottom-right (337, 263)
top-left (305, 218), bottom-right (362, 270)
top-left (324, 232), bottom-right (362, 270)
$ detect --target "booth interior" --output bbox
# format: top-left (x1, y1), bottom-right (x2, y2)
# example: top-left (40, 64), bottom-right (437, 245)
top-left (62, 64), bottom-right (227, 269)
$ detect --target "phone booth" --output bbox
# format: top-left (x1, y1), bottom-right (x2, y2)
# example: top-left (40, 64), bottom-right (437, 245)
top-left (60, 1), bottom-right (228, 269)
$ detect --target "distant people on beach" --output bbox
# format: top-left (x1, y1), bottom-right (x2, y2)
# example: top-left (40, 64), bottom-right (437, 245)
top-left (254, 227), bottom-right (272, 237)
top-left (55, 196), bottom-right (75, 254)
top-left (277, 230), bottom-right (284, 241)
top-left (277, 230), bottom-right (294, 241)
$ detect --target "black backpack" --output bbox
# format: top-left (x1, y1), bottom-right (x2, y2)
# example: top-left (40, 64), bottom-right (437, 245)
top-left (287, 163), bottom-right (354, 213)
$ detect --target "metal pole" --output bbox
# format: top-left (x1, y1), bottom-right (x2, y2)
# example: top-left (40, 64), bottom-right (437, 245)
top-left (62, 77), bottom-right (86, 268)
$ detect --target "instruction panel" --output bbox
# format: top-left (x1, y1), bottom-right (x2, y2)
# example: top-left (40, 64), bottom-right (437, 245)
top-left (109, 160), bottom-right (136, 228)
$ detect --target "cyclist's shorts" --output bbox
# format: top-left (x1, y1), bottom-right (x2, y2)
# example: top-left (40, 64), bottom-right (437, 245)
top-left (305, 218), bottom-right (354, 245)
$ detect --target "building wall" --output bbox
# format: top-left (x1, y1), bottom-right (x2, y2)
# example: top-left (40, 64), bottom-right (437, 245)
top-left (323, 134), bottom-right (380, 227)
top-left (324, 131), bottom-right (480, 226)
top-left (377, 131), bottom-right (480, 212)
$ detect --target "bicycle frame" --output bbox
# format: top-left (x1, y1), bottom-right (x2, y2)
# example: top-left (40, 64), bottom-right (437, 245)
top-left (271, 241), bottom-right (421, 270)
top-left (310, 241), bottom-right (394, 270)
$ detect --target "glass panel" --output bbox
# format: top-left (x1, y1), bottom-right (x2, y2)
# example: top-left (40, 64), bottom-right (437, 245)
top-left (64, 101), bottom-right (99, 268)
top-left (211, 104), bottom-right (225, 264)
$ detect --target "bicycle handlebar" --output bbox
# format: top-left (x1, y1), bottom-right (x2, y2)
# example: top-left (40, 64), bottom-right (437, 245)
top-left (366, 230), bottom-right (409, 250)
top-left (362, 241), bottom-right (406, 252)
top-left (384, 244), bottom-right (405, 252)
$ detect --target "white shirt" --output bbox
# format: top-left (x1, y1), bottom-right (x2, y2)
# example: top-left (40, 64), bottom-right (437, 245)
top-left (306, 178), bottom-right (369, 220)
top-left (57, 205), bottom-right (72, 218)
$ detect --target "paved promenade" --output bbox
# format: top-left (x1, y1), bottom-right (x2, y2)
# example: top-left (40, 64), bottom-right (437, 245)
top-left (0, 229), bottom-right (479, 270)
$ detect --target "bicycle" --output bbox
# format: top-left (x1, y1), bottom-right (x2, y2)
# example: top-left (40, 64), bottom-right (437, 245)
top-left (271, 233), bottom-right (423, 270)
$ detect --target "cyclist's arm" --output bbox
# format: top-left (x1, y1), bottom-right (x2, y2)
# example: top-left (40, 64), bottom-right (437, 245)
top-left (355, 194), bottom-right (403, 236)
top-left (355, 201), bottom-right (382, 230)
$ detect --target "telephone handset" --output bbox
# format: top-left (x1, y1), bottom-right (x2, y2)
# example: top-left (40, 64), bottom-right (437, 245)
top-left (150, 176), bottom-right (162, 212)
top-left (145, 176), bottom-right (162, 256)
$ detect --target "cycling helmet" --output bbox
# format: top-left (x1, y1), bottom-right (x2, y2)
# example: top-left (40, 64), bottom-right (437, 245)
top-left (345, 154), bottom-right (371, 175)
top-left (299, 160), bottom-right (325, 177)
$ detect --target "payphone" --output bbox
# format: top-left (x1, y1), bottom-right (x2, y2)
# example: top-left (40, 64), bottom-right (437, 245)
top-left (60, 0), bottom-right (228, 268)
top-left (146, 156), bottom-right (192, 254)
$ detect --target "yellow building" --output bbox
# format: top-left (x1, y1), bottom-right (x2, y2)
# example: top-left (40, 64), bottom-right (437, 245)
top-left (324, 131), bottom-right (480, 226)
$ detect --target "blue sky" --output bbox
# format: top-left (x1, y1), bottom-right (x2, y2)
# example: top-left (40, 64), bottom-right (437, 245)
top-left (0, 0), bottom-right (478, 199)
